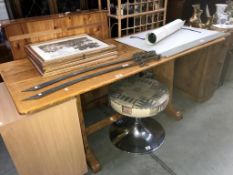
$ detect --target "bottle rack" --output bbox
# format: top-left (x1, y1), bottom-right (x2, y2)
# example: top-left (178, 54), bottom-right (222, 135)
top-left (107, 0), bottom-right (168, 37)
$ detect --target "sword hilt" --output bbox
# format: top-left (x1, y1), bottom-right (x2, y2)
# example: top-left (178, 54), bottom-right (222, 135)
top-left (132, 51), bottom-right (161, 66)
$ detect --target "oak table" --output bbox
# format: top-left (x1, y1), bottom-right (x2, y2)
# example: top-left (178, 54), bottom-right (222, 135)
top-left (0, 38), bottom-right (225, 174)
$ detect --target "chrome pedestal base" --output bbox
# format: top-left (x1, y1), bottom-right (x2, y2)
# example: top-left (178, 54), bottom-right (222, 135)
top-left (109, 117), bottom-right (165, 153)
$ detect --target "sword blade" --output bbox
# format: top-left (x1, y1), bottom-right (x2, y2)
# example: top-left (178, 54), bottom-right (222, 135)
top-left (22, 51), bottom-right (160, 92)
top-left (22, 57), bottom-right (133, 92)
top-left (23, 62), bottom-right (135, 101)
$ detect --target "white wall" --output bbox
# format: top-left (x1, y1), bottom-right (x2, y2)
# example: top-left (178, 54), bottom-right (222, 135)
top-left (0, 0), bottom-right (9, 20)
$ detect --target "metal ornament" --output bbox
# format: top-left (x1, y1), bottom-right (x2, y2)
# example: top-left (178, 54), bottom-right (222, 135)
top-left (189, 4), bottom-right (213, 29)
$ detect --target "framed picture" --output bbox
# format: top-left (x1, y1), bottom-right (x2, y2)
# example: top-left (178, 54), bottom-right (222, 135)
top-left (25, 34), bottom-right (118, 76)
top-left (27, 34), bottom-right (110, 63)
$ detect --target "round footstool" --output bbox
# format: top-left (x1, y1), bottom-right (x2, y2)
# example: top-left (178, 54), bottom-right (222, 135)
top-left (109, 76), bottom-right (169, 153)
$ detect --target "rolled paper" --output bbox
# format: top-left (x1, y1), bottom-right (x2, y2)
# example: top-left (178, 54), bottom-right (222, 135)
top-left (146, 19), bottom-right (185, 45)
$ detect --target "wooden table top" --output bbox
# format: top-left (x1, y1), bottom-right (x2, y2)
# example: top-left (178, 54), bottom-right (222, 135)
top-left (0, 38), bottom-right (225, 115)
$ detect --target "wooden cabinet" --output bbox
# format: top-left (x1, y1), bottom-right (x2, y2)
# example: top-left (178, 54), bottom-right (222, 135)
top-left (107, 0), bottom-right (168, 37)
top-left (0, 83), bottom-right (87, 175)
top-left (220, 32), bottom-right (233, 83)
top-left (174, 38), bottom-right (228, 102)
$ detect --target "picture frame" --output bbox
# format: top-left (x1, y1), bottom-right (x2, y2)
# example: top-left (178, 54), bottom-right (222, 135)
top-left (27, 34), bottom-right (111, 63)
top-left (25, 34), bottom-right (118, 76)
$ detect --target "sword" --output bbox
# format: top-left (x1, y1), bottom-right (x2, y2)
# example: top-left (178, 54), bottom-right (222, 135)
top-left (22, 51), bottom-right (160, 92)
top-left (22, 51), bottom-right (160, 101)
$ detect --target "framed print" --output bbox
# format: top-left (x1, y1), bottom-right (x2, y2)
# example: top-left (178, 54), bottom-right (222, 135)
top-left (25, 34), bottom-right (118, 76)
top-left (28, 34), bottom-right (110, 62)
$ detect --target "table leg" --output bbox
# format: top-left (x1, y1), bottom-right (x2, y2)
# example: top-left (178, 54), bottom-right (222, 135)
top-left (166, 102), bottom-right (183, 120)
top-left (152, 60), bottom-right (183, 120)
top-left (76, 95), bottom-right (101, 173)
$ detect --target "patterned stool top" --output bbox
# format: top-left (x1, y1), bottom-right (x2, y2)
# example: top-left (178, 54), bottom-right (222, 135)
top-left (109, 76), bottom-right (169, 118)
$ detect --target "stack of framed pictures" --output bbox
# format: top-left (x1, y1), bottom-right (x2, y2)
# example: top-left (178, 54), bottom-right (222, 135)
top-left (26, 34), bottom-right (118, 76)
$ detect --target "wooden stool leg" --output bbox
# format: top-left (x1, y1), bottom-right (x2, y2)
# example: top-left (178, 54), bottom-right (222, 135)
top-left (152, 60), bottom-right (183, 120)
top-left (76, 96), bottom-right (101, 173)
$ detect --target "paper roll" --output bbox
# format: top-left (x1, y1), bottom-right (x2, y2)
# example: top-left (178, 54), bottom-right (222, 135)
top-left (146, 19), bottom-right (185, 45)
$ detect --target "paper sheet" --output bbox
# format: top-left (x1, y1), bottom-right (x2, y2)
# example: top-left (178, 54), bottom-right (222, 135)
top-left (116, 26), bottom-right (226, 57)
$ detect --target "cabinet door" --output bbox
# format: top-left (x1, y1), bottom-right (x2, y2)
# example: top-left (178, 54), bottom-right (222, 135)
top-left (1, 98), bottom-right (87, 175)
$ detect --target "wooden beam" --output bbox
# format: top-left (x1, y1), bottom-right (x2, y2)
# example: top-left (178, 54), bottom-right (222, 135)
top-left (98, 0), bottom-right (102, 10)
top-left (163, 0), bottom-right (168, 24)
top-left (80, 0), bottom-right (88, 10)
top-left (152, 60), bottom-right (182, 120)
top-left (76, 95), bottom-right (101, 173)
top-left (9, 0), bottom-right (23, 18)
top-left (86, 113), bottom-right (123, 136)
top-left (8, 29), bottom-right (62, 42)
top-left (48, 0), bottom-right (58, 14)
top-left (8, 22), bottom-right (107, 42)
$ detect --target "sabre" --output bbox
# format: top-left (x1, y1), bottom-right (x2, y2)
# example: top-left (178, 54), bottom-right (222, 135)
top-left (22, 57), bottom-right (134, 92)
top-left (22, 51), bottom-right (160, 92)
top-left (22, 51), bottom-right (160, 101)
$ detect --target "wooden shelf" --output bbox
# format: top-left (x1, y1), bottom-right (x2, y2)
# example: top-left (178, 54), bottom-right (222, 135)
top-left (108, 8), bottom-right (165, 19)
top-left (119, 0), bottom-right (160, 6)
top-left (121, 20), bottom-right (164, 30)
top-left (107, 0), bottom-right (168, 37)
